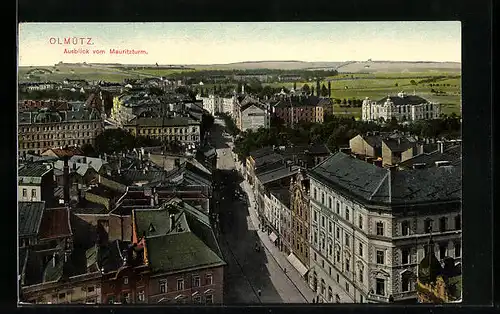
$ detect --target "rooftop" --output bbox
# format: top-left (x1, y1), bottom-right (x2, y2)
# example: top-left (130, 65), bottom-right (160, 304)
top-left (38, 207), bottom-right (72, 240)
top-left (274, 95), bottom-right (332, 108)
top-left (375, 93), bottom-right (431, 106)
top-left (18, 201), bottom-right (45, 238)
top-left (257, 165), bottom-right (300, 185)
top-left (125, 116), bottom-right (198, 127)
top-left (41, 146), bottom-right (84, 158)
top-left (309, 152), bottom-right (461, 206)
top-left (18, 163), bottom-right (52, 178)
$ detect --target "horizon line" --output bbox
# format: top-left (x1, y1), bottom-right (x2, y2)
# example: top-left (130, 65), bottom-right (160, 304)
top-left (19, 59), bottom-right (462, 67)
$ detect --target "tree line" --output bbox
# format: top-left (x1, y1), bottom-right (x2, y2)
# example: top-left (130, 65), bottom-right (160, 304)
top-left (232, 114), bottom-right (461, 160)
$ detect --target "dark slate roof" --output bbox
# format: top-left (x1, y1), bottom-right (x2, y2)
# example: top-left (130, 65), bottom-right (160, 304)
top-left (18, 108), bottom-right (101, 125)
top-left (124, 116), bottom-right (198, 127)
top-left (399, 144), bottom-right (462, 169)
top-left (18, 163), bottom-right (52, 178)
top-left (98, 240), bottom-right (130, 273)
top-left (376, 94), bottom-right (430, 106)
top-left (269, 188), bottom-right (291, 208)
top-left (249, 146), bottom-right (274, 159)
top-left (309, 152), bottom-right (461, 206)
top-left (383, 137), bottom-right (419, 152)
top-left (361, 135), bottom-right (384, 148)
top-left (254, 153), bottom-right (284, 168)
top-left (72, 200), bottom-right (109, 215)
top-left (240, 101), bottom-right (268, 112)
top-left (274, 96), bottom-right (331, 108)
top-left (38, 207), bottom-right (72, 240)
top-left (307, 143), bottom-right (331, 155)
top-left (18, 201), bottom-right (45, 237)
top-left (257, 165), bottom-right (300, 185)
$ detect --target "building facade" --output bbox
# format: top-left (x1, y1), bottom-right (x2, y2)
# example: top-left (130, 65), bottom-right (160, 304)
top-left (307, 152), bottom-right (461, 304)
top-left (18, 108), bottom-right (103, 155)
top-left (288, 169), bottom-right (311, 280)
top-left (273, 96), bottom-right (327, 127)
top-left (124, 116), bottom-right (201, 146)
top-left (239, 103), bottom-right (270, 132)
top-left (362, 92), bottom-right (441, 122)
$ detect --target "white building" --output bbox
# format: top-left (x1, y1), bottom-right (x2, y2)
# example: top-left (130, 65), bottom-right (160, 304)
top-left (221, 95), bottom-right (237, 118)
top-left (18, 163), bottom-right (54, 203)
top-left (307, 152), bottom-right (461, 304)
top-left (362, 92), bottom-right (441, 122)
top-left (196, 94), bottom-right (223, 116)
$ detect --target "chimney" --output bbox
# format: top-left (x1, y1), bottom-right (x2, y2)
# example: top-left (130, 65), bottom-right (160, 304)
top-left (438, 141), bottom-right (444, 154)
top-left (63, 156), bottom-right (70, 206)
top-left (397, 138), bottom-right (401, 145)
top-left (170, 214), bottom-right (175, 230)
top-left (52, 253), bottom-right (57, 267)
top-left (104, 153), bottom-right (107, 162)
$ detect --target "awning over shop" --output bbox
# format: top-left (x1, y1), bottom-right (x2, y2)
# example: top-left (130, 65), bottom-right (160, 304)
top-left (287, 253), bottom-right (309, 276)
top-left (269, 232), bottom-right (278, 243)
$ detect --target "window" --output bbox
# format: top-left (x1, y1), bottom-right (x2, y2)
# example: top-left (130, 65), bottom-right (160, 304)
top-left (345, 208), bottom-right (350, 221)
top-left (31, 189), bottom-right (36, 198)
top-left (107, 295), bottom-right (115, 304)
top-left (439, 217), bottom-right (447, 232)
top-left (321, 279), bottom-right (326, 295)
top-left (424, 219), bottom-right (433, 233)
top-left (336, 250), bottom-right (340, 263)
top-left (455, 242), bottom-right (461, 257)
top-left (402, 248), bottom-right (410, 265)
top-left (206, 274), bottom-right (213, 285)
top-left (360, 295), bottom-right (364, 303)
top-left (336, 227), bottom-right (340, 239)
top-left (376, 222), bottom-right (384, 236)
top-left (313, 188), bottom-right (317, 199)
top-left (336, 274), bottom-right (340, 283)
top-left (22, 189), bottom-right (27, 197)
top-left (137, 290), bottom-right (145, 302)
top-left (336, 202), bottom-right (340, 214)
top-left (401, 220), bottom-right (410, 236)
top-left (376, 278), bottom-right (385, 295)
top-left (193, 295), bottom-right (202, 303)
top-left (328, 221), bottom-right (332, 233)
top-left (193, 276), bottom-right (201, 287)
top-left (376, 250), bottom-right (385, 264)
top-left (439, 244), bottom-right (447, 259)
top-left (358, 215), bottom-right (363, 229)
top-left (358, 243), bottom-right (363, 257)
top-left (313, 211), bottom-right (318, 222)
top-left (455, 215), bottom-right (461, 230)
top-left (345, 258), bottom-right (350, 272)
top-left (358, 268), bottom-right (363, 283)
top-left (159, 280), bottom-right (167, 293)
top-left (314, 252), bottom-right (317, 261)
top-left (177, 279), bottom-right (184, 290)
top-left (401, 274), bottom-right (411, 292)
top-left (87, 286), bottom-right (95, 293)
top-left (328, 197), bottom-right (332, 209)
top-left (205, 294), bottom-right (213, 304)
top-left (123, 277), bottom-right (128, 285)
top-left (59, 293), bottom-right (66, 299)
top-left (321, 216), bottom-right (325, 227)
top-left (328, 286), bottom-right (333, 302)
top-left (328, 244), bottom-right (332, 256)
top-left (345, 236), bottom-right (349, 247)
top-left (329, 267), bottom-right (332, 276)
top-left (321, 192), bottom-right (325, 204)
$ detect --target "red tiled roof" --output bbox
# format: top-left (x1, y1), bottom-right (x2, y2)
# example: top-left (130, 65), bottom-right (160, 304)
top-left (38, 207), bottom-right (72, 239)
top-left (45, 146), bottom-right (84, 158)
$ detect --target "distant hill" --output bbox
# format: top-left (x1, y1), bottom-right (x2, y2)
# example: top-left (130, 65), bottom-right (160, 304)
top-left (335, 61), bottom-right (461, 73)
top-left (189, 60), bottom-right (345, 70)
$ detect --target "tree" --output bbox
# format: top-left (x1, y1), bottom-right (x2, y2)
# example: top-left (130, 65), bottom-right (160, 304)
top-left (316, 80), bottom-right (321, 97)
top-left (293, 82), bottom-right (297, 90)
top-left (328, 81), bottom-right (331, 97)
top-left (81, 143), bottom-right (97, 157)
top-left (395, 83), bottom-right (399, 87)
top-left (302, 84), bottom-right (310, 95)
top-left (410, 79), bottom-right (417, 85)
top-left (94, 129), bottom-right (136, 154)
top-left (311, 86), bottom-right (315, 96)
top-left (320, 84), bottom-right (329, 97)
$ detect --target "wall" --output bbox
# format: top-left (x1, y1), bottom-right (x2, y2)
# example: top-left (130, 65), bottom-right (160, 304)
top-left (147, 265), bottom-right (224, 304)
top-left (108, 215), bottom-right (132, 242)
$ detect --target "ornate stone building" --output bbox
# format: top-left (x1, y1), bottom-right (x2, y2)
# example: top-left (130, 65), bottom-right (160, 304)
top-left (288, 168), bottom-right (311, 280)
top-left (307, 152), bottom-right (461, 304)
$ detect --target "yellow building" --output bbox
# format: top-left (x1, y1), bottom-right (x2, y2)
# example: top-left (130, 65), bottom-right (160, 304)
top-left (124, 116), bottom-right (201, 146)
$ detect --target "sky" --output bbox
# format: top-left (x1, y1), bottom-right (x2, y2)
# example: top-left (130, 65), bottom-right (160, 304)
top-left (18, 22), bottom-right (461, 66)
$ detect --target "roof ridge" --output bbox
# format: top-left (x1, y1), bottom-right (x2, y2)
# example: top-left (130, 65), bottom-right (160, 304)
top-left (369, 169), bottom-right (390, 201)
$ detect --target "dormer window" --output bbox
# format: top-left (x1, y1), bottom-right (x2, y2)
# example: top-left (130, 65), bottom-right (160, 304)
top-left (148, 223), bottom-right (156, 233)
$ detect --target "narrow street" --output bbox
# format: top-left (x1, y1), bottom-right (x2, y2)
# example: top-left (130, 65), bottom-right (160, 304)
top-left (211, 118), bottom-right (310, 304)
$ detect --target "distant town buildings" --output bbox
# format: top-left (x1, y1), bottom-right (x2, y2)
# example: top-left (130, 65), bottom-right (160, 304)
top-left (361, 92), bottom-right (441, 122)
top-left (272, 95), bottom-right (329, 126)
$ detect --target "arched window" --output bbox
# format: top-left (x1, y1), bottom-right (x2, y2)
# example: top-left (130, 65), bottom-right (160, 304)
top-left (328, 286), bottom-right (333, 302)
top-left (321, 279), bottom-right (326, 295)
top-left (401, 271), bottom-right (413, 292)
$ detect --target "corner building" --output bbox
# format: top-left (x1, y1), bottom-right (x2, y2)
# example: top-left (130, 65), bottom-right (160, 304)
top-left (307, 152), bottom-right (461, 303)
